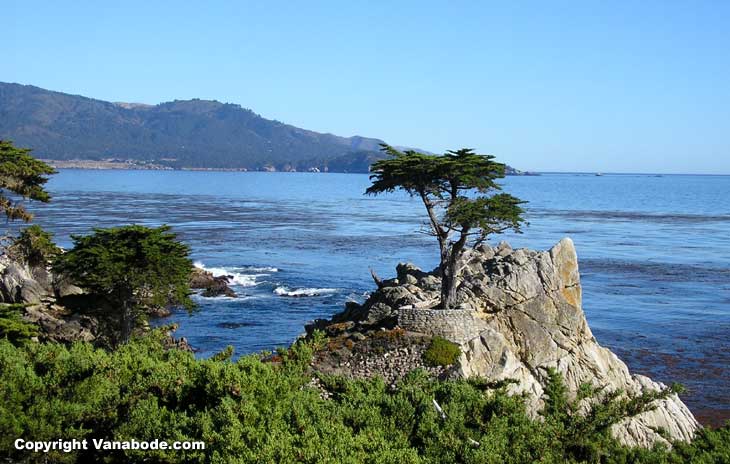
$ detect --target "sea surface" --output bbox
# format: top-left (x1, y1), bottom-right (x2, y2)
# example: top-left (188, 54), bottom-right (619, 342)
top-left (27, 170), bottom-right (730, 425)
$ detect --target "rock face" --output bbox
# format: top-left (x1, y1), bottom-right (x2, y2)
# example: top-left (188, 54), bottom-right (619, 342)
top-left (0, 259), bottom-right (53, 304)
top-left (314, 238), bottom-right (699, 447)
top-left (0, 254), bottom-right (97, 343)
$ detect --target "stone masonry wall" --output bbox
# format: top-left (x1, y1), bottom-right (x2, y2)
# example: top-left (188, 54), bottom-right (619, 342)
top-left (397, 308), bottom-right (486, 345)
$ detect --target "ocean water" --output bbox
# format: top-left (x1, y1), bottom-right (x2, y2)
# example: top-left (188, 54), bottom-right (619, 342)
top-left (27, 170), bottom-right (730, 422)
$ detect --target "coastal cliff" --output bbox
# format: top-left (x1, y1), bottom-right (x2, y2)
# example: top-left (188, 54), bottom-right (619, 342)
top-left (307, 238), bottom-right (699, 447)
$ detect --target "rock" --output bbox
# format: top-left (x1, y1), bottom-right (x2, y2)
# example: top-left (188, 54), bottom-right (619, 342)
top-left (190, 266), bottom-right (237, 297)
top-left (0, 258), bottom-right (53, 304)
top-left (314, 237), bottom-right (699, 448)
top-left (23, 304), bottom-right (96, 343)
top-left (201, 278), bottom-right (237, 298)
top-left (189, 267), bottom-right (215, 288)
top-left (495, 240), bottom-right (513, 257)
top-left (53, 275), bottom-right (85, 299)
top-left (396, 262), bottom-right (428, 282)
top-left (453, 238), bottom-right (698, 447)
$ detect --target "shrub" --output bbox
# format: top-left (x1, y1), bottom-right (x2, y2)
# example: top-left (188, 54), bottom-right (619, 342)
top-left (0, 332), bottom-right (727, 463)
top-left (0, 304), bottom-right (37, 344)
top-left (423, 336), bottom-right (461, 367)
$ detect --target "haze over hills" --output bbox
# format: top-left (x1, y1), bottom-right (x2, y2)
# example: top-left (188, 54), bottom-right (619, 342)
top-left (0, 82), bottom-right (529, 174)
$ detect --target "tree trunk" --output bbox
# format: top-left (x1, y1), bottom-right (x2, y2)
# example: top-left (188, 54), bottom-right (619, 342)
top-left (118, 288), bottom-right (135, 345)
top-left (440, 249), bottom-right (461, 308)
top-left (439, 230), bottom-right (469, 309)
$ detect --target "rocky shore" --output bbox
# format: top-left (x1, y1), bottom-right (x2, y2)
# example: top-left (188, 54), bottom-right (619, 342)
top-left (306, 238), bottom-right (699, 448)
top-left (0, 254), bottom-right (235, 347)
top-left (1, 238), bottom-right (703, 448)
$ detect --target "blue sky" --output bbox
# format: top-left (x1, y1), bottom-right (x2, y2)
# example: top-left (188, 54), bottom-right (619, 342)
top-left (5, 1), bottom-right (730, 173)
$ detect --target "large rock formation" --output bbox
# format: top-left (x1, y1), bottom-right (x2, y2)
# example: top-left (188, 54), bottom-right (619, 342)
top-left (310, 238), bottom-right (699, 447)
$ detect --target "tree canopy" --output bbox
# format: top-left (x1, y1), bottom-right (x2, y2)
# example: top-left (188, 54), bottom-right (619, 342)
top-left (53, 224), bottom-right (194, 345)
top-left (367, 145), bottom-right (526, 308)
top-left (0, 140), bottom-right (56, 222)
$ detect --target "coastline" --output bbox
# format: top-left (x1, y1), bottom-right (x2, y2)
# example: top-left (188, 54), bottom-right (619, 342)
top-left (40, 159), bottom-right (539, 175)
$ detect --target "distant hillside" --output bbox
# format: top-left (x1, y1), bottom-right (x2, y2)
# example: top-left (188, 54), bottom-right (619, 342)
top-left (0, 82), bottom-right (531, 174)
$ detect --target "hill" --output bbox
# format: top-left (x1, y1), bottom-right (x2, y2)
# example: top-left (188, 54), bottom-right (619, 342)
top-left (0, 82), bottom-right (532, 173)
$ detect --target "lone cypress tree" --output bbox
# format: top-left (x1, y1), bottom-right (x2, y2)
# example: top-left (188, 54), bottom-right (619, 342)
top-left (366, 145), bottom-right (526, 308)
top-left (54, 225), bottom-right (194, 345)
top-left (0, 140), bottom-right (56, 222)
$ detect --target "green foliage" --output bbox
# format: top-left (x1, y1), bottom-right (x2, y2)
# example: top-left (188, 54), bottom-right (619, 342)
top-left (0, 334), bottom-right (727, 463)
top-left (366, 146), bottom-right (526, 242)
top-left (53, 225), bottom-right (194, 345)
top-left (422, 336), bottom-right (461, 367)
top-left (0, 140), bottom-right (56, 222)
top-left (539, 368), bottom-right (687, 462)
top-left (0, 304), bottom-right (37, 345)
top-left (7, 225), bottom-right (61, 267)
top-left (366, 145), bottom-right (526, 308)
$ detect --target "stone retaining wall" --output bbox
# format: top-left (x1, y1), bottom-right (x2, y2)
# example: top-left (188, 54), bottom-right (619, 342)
top-left (397, 307), bottom-right (486, 344)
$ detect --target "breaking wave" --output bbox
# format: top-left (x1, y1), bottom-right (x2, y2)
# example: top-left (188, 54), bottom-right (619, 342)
top-left (193, 261), bottom-right (277, 287)
top-left (273, 286), bottom-right (337, 297)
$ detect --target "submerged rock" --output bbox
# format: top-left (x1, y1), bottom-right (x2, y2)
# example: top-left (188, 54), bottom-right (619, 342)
top-left (309, 238), bottom-right (699, 448)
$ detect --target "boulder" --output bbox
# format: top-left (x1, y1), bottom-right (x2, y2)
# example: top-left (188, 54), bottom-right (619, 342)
top-left (23, 304), bottom-right (97, 343)
top-left (189, 267), bottom-right (236, 297)
top-left (0, 257), bottom-right (53, 304)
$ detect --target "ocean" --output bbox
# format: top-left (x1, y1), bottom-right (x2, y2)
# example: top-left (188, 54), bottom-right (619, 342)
top-left (27, 170), bottom-right (730, 424)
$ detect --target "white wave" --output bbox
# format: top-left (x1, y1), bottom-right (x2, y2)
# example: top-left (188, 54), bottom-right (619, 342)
top-left (273, 286), bottom-right (337, 297)
top-left (232, 266), bottom-right (279, 273)
top-left (194, 261), bottom-right (273, 287)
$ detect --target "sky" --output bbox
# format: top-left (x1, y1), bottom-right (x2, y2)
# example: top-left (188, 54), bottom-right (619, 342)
top-left (4, 1), bottom-right (730, 174)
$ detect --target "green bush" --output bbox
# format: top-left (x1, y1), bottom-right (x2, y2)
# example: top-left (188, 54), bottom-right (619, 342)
top-left (0, 304), bottom-right (37, 344)
top-left (423, 336), bottom-right (461, 367)
top-left (0, 332), bottom-right (727, 463)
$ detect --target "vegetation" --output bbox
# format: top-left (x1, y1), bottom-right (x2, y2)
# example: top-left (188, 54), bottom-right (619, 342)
top-left (53, 225), bottom-right (194, 345)
top-left (367, 145), bottom-right (526, 308)
top-left (0, 304), bottom-right (38, 345)
top-left (423, 336), bottom-right (461, 367)
top-left (7, 225), bottom-right (61, 267)
top-left (0, 140), bottom-right (56, 222)
top-left (0, 331), bottom-right (727, 463)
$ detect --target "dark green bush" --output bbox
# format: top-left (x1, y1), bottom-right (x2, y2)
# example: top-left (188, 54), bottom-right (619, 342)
top-left (423, 336), bottom-right (461, 367)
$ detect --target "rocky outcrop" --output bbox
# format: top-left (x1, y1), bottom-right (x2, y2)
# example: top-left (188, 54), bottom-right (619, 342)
top-left (0, 259), bottom-right (53, 304)
top-left (310, 238), bottom-right (699, 448)
top-left (0, 255), bottom-right (221, 346)
top-left (189, 267), bottom-right (236, 298)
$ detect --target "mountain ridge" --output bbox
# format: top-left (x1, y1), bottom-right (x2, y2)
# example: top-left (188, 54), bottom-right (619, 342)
top-left (0, 82), bottom-right (530, 174)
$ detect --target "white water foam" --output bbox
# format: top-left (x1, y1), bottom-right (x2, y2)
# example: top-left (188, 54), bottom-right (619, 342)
top-left (194, 261), bottom-right (276, 287)
top-left (273, 286), bottom-right (337, 297)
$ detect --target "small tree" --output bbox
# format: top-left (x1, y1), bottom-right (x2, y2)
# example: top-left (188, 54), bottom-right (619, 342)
top-left (366, 145), bottom-right (525, 308)
top-left (0, 140), bottom-right (56, 223)
top-left (7, 224), bottom-right (61, 267)
top-left (54, 225), bottom-right (194, 345)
